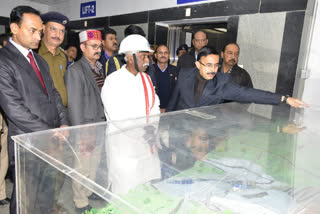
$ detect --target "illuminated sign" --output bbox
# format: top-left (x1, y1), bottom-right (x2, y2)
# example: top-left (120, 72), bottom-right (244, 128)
top-left (177, 0), bottom-right (207, 4)
top-left (80, 1), bottom-right (96, 18)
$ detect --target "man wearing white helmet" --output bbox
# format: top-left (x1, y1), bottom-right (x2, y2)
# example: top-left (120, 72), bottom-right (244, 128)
top-left (101, 35), bottom-right (161, 195)
top-left (101, 34), bottom-right (160, 121)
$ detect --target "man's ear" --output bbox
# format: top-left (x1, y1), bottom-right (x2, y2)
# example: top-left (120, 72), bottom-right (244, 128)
top-left (192, 39), bottom-right (195, 47)
top-left (195, 61), bottom-right (201, 70)
top-left (10, 23), bottom-right (19, 35)
top-left (126, 53), bottom-right (133, 63)
top-left (80, 43), bottom-right (86, 52)
top-left (220, 51), bottom-right (224, 59)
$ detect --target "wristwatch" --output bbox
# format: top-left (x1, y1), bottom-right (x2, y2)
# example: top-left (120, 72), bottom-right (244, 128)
top-left (282, 95), bottom-right (289, 104)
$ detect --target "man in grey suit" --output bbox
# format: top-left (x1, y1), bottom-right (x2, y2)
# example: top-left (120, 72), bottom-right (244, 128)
top-left (65, 29), bottom-right (105, 126)
top-left (0, 6), bottom-right (68, 214)
top-left (65, 29), bottom-right (105, 214)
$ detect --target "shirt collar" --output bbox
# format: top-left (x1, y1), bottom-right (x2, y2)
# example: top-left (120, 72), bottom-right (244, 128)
top-left (39, 40), bottom-right (64, 57)
top-left (84, 57), bottom-right (103, 75)
top-left (221, 64), bottom-right (233, 74)
top-left (122, 65), bottom-right (142, 78)
top-left (104, 50), bottom-right (110, 60)
top-left (9, 37), bottom-right (31, 59)
top-left (157, 64), bottom-right (168, 72)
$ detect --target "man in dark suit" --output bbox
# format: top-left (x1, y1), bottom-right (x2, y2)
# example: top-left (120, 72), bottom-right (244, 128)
top-left (0, 6), bottom-right (68, 214)
top-left (166, 46), bottom-right (308, 111)
top-left (177, 30), bottom-right (208, 72)
top-left (153, 44), bottom-right (178, 113)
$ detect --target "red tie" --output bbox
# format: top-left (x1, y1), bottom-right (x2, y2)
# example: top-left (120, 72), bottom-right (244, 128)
top-left (27, 52), bottom-right (47, 94)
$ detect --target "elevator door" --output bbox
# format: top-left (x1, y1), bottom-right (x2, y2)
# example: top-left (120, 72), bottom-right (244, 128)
top-left (166, 22), bottom-right (228, 63)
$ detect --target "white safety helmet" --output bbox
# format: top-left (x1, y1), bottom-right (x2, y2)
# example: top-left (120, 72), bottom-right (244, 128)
top-left (118, 34), bottom-right (154, 54)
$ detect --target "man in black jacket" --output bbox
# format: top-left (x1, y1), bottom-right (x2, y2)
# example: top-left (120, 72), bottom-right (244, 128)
top-left (166, 46), bottom-right (308, 111)
top-left (0, 6), bottom-right (68, 214)
top-left (177, 30), bottom-right (208, 72)
top-left (220, 42), bottom-right (253, 88)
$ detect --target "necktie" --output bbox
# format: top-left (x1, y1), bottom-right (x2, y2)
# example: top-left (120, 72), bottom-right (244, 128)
top-left (27, 52), bottom-right (47, 94)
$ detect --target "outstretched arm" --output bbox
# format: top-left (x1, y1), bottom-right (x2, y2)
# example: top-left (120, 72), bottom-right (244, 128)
top-left (281, 96), bottom-right (309, 108)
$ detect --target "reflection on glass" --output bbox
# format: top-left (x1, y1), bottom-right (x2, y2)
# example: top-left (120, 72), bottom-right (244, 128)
top-left (12, 103), bottom-right (320, 214)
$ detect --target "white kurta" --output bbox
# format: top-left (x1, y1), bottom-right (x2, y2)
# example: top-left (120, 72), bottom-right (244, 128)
top-left (101, 65), bottom-right (161, 194)
top-left (101, 65), bottom-right (160, 121)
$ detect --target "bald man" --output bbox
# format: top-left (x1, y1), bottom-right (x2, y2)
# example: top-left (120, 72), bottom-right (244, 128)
top-left (177, 30), bottom-right (208, 72)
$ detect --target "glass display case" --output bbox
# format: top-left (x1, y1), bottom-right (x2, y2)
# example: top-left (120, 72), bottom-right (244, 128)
top-left (12, 103), bottom-right (320, 214)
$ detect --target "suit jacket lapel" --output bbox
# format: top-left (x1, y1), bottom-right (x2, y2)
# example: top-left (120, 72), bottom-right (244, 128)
top-left (7, 43), bottom-right (47, 94)
top-left (198, 77), bottom-right (218, 106)
top-left (34, 53), bottom-right (52, 94)
top-left (79, 57), bottom-right (101, 96)
top-left (184, 70), bottom-right (196, 107)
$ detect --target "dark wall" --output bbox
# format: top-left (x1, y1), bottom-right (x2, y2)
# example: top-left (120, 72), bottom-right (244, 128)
top-left (0, 17), bottom-right (9, 25)
top-left (0, 16), bottom-right (10, 33)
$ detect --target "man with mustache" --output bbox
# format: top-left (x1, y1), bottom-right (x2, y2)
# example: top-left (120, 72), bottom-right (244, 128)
top-left (166, 46), bottom-right (308, 111)
top-left (0, 6), bottom-right (68, 213)
top-left (38, 12), bottom-right (70, 213)
top-left (65, 30), bottom-right (105, 214)
top-left (101, 34), bottom-right (160, 121)
top-left (220, 42), bottom-right (253, 88)
top-left (99, 27), bottom-right (123, 78)
top-left (38, 12), bottom-right (69, 107)
top-left (153, 44), bottom-right (178, 113)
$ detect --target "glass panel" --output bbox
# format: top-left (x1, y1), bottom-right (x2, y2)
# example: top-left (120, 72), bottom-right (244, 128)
top-left (13, 103), bottom-right (320, 214)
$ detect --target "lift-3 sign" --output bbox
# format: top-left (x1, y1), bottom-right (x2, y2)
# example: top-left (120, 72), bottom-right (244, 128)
top-left (177, 0), bottom-right (207, 4)
top-left (80, 1), bottom-right (96, 18)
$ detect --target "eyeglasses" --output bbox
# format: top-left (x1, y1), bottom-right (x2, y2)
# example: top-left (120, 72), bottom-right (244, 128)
top-left (198, 61), bottom-right (220, 69)
top-left (87, 44), bottom-right (103, 50)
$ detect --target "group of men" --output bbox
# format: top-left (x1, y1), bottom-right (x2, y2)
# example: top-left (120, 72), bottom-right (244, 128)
top-left (0, 4), bottom-right (309, 214)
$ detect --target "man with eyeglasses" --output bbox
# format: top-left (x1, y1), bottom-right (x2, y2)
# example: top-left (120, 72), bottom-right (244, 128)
top-left (38, 12), bottom-right (69, 107)
top-left (177, 30), bottom-right (208, 72)
top-left (166, 46), bottom-right (308, 111)
top-left (153, 44), bottom-right (178, 113)
top-left (65, 30), bottom-right (106, 214)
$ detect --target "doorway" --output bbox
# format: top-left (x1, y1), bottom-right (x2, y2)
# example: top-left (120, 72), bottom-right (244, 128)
top-left (155, 16), bottom-right (236, 63)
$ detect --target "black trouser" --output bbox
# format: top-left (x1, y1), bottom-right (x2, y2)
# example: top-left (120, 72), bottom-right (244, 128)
top-left (10, 155), bottom-right (57, 214)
